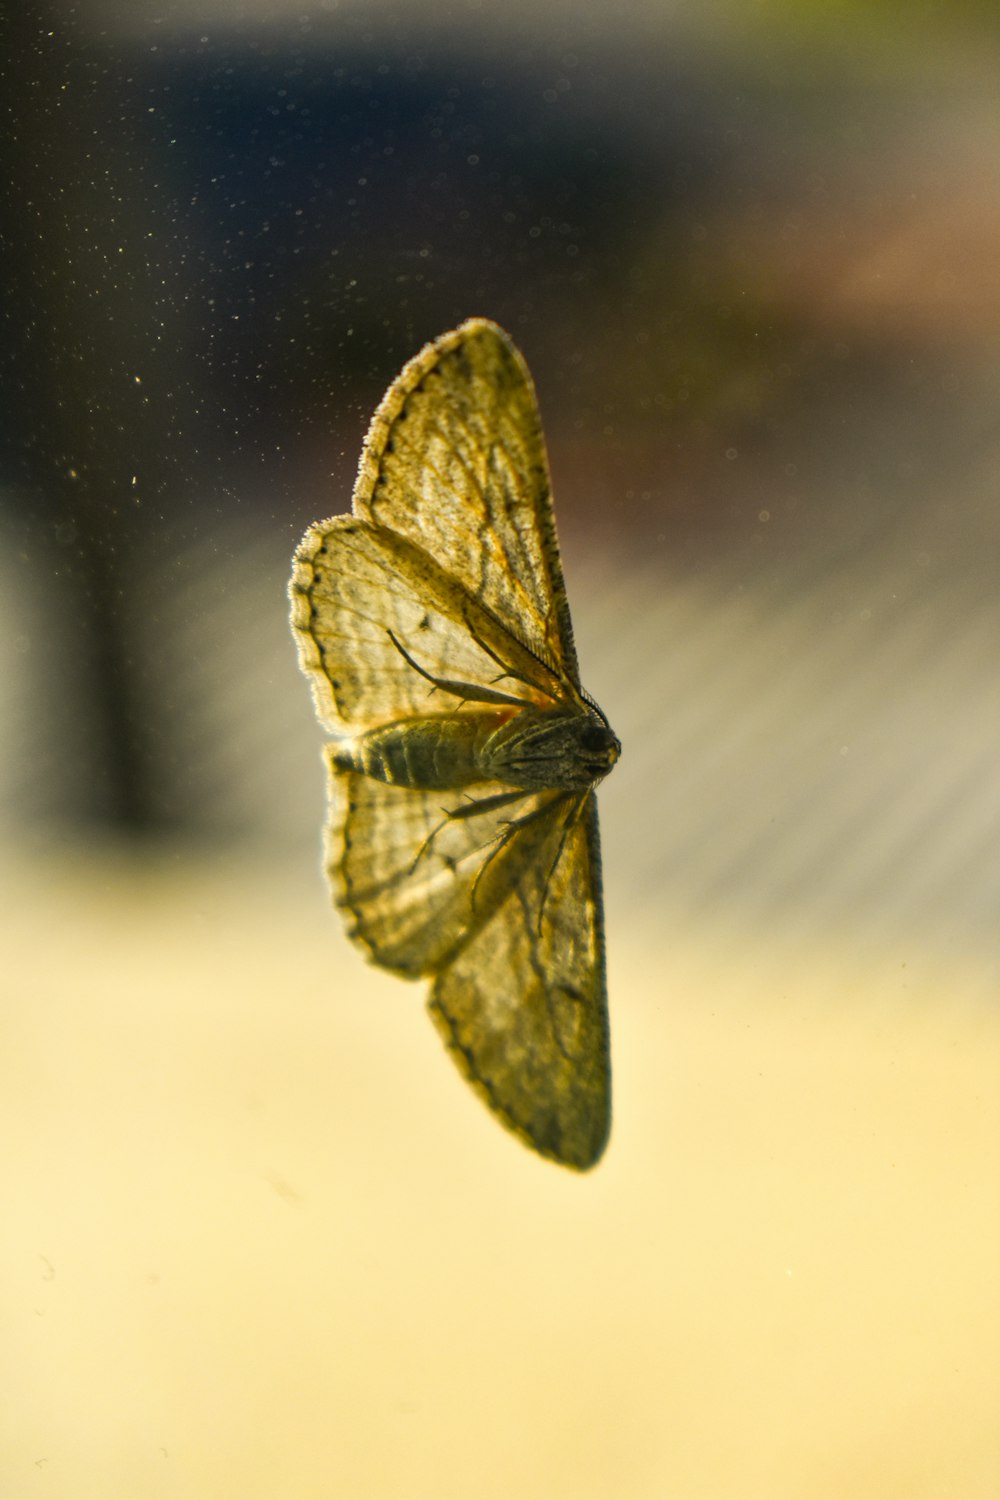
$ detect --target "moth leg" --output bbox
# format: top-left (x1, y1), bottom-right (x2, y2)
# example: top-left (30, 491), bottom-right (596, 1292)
top-left (468, 787), bottom-right (584, 937)
top-left (460, 609), bottom-right (559, 702)
top-left (464, 792), bottom-right (567, 913)
top-left (386, 629), bottom-right (531, 709)
top-left (408, 787), bottom-right (530, 877)
top-left (447, 788), bottom-right (531, 822)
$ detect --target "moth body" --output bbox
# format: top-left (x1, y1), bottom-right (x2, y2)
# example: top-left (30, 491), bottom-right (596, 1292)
top-left (332, 705), bottom-right (620, 793)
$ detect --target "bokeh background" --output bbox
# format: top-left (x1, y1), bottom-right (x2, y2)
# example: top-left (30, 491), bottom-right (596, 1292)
top-left (3, 2), bottom-right (999, 1496)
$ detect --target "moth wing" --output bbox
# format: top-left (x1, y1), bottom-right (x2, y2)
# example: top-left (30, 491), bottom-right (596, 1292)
top-left (353, 318), bottom-right (582, 690)
top-left (290, 514), bottom-right (566, 733)
top-left (328, 764), bottom-right (546, 977)
top-left (329, 766), bottom-right (611, 1168)
top-left (429, 793), bottom-right (611, 1171)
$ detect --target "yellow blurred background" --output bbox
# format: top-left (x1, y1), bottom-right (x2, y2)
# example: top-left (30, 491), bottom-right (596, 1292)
top-left (2, 2), bottom-right (999, 1496)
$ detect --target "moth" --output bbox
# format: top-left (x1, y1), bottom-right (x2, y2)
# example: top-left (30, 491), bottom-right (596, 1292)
top-left (289, 319), bottom-right (620, 1169)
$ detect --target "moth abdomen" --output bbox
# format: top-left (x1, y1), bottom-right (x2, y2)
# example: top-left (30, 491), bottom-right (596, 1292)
top-left (330, 712), bottom-right (510, 790)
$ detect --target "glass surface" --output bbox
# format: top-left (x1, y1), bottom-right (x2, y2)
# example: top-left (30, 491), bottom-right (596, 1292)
top-left (3, 3), bottom-right (999, 1495)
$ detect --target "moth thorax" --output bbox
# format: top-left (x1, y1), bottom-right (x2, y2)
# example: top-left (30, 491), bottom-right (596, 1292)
top-left (485, 707), bottom-right (621, 791)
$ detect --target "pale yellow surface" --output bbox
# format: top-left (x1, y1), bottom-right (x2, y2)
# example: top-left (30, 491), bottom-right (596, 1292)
top-left (3, 843), bottom-right (998, 1499)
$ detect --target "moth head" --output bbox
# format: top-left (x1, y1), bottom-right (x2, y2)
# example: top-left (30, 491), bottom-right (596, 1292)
top-left (576, 715), bottom-right (621, 780)
top-left (493, 706), bottom-right (621, 791)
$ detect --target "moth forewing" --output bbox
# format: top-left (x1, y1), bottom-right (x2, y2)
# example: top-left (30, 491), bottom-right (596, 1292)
top-left (429, 794), bottom-right (610, 1171)
top-left (353, 319), bottom-right (581, 687)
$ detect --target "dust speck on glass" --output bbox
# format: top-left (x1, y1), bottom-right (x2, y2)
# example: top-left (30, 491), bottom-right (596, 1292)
top-left (289, 319), bottom-right (620, 1170)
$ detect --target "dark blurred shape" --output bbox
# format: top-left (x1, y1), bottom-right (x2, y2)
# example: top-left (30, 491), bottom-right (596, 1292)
top-left (0, 5), bottom-right (707, 831)
top-left (3, 1), bottom-right (1000, 852)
